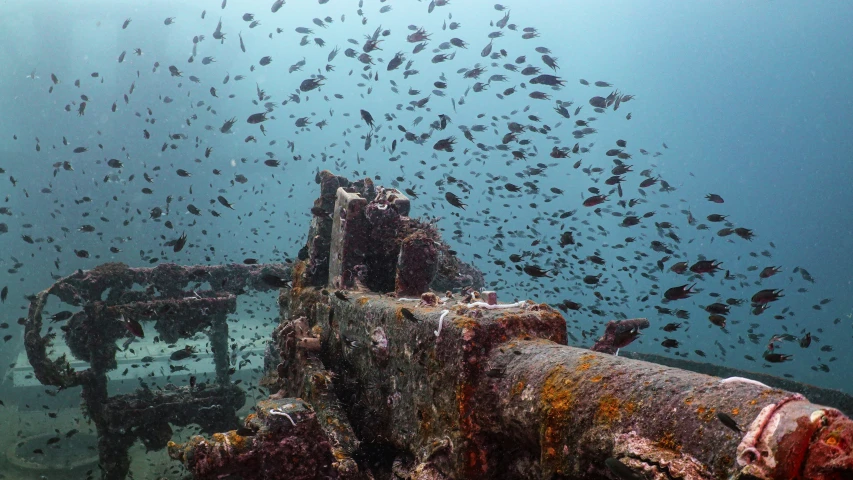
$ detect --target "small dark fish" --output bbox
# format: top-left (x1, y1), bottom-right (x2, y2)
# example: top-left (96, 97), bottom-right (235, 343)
top-left (173, 232), bottom-right (187, 252)
top-left (46, 436), bottom-right (61, 445)
top-left (236, 427), bottom-right (257, 436)
top-left (170, 346), bottom-right (194, 361)
top-left (400, 308), bottom-right (418, 322)
top-left (445, 191), bottom-right (466, 209)
top-left (264, 159), bottom-right (280, 167)
top-left (0, 286), bottom-right (6, 303)
top-left (122, 315), bottom-right (144, 338)
top-left (261, 274), bottom-right (290, 289)
top-left (243, 258), bottom-right (258, 265)
top-left (717, 412), bottom-right (742, 433)
top-left (217, 195), bottom-right (235, 209)
top-left (247, 112), bottom-right (268, 124)
top-left (664, 284), bottom-right (696, 301)
top-left (764, 352), bottom-right (792, 363)
top-left (50, 311), bottom-right (73, 322)
top-left (360, 109), bottom-right (375, 129)
top-left (334, 290), bottom-right (350, 302)
top-left (523, 265), bottom-right (552, 278)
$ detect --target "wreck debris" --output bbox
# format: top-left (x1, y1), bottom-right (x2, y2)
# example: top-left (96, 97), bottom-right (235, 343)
top-left (140, 172), bottom-right (853, 479)
top-left (318, 170), bottom-right (483, 295)
top-left (168, 399), bottom-right (339, 480)
top-left (23, 262), bottom-right (290, 480)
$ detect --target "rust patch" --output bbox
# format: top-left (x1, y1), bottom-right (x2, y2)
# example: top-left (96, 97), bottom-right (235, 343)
top-left (227, 430), bottom-right (249, 450)
top-left (540, 365), bottom-right (576, 472)
top-left (357, 297), bottom-right (370, 306)
top-left (696, 405), bottom-right (715, 423)
top-left (456, 381), bottom-right (486, 476)
top-left (454, 316), bottom-right (479, 330)
top-left (511, 380), bottom-right (526, 396)
top-left (590, 375), bottom-right (603, 383)
top-left (657, 431), bottom-right (680, 452)
top-left (595, 394), bottom-right (634, 425)
top-left (291, 261), bottom-right (307, 288)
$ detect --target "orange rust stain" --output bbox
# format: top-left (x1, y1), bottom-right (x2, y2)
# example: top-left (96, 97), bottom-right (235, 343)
top-left (454, 316), bottom-right (479, 330)
top-left (825, 435), bottom-right (839, 447)
top-left (357, 297), bottom-right (370, 306)
top-left (511, 380), bottom-right (525, 396)
top-left (577, 363), bottom-right (591, 371)
top-left (731, 408), bottom-right (740, 416)
top-left (457, 381), bottom-right (485, 475)
top-left (595, 395), bottom-right (631, 425)
top-left (684, 397), bottom-right (694, 405)
top-left (228, 431), bottom-right (249, 450)
top-left (590, 375), bottom-right (603, 383)
top-left (696, 405), bottom-right (716, 423)
top-left (540, 365), bottom-right (575, 468)
top-left (657, 431), bottom-right (680, 452)
top-left (291, 261), bottom-right (307, 289)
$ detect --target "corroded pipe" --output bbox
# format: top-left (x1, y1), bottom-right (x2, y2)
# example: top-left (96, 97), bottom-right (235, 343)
top-left (276, 284), bottom-right (853, 480)
top-left (486, 340), bottom-right (853, 479)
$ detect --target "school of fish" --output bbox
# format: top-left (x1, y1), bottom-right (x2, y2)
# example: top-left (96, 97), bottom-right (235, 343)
top-left (0, 1), bottom-right (846, 475)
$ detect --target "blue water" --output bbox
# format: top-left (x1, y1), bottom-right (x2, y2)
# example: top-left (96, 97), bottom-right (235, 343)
top-left (0, 0), bottom-right (852, 472)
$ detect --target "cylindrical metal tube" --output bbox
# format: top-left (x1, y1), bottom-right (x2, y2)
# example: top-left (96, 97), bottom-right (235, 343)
top-left (484, 339), bottom-right (853, 479)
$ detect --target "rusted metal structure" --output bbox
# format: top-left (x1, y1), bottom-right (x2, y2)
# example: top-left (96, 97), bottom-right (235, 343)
top-left (164, 171), bottom-right (853, 480)
top-left (23, 262), bottom-right (289, 480)
top-left (20, 170), bottom-right (850, 479)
